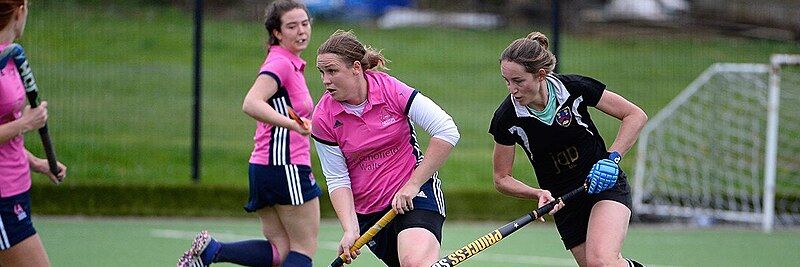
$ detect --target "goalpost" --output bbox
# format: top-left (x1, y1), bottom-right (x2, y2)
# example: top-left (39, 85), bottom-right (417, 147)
top-left (633, 54), bottom-right (800, 232)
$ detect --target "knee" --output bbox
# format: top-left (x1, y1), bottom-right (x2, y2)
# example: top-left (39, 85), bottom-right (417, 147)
top-left (399, 255), bottom-right (432, 267)
top-left (584, 254), bottom-right (620, 267)
top-left (289, 237), bottom-right (318, 255)
top-left (264, 232), bottom-right (288, 247)
top-left (266, 236), bottom-right (289, 255)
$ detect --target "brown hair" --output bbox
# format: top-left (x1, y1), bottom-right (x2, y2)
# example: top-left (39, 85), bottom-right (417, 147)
top-left (500, 32), bottom-right (557, 74)
top-left (264, 0), bottom-right (309, 46)
top-left (317, 30), bottom-right (388, 70)
top-left (0, 0), bottom-right (24, 31)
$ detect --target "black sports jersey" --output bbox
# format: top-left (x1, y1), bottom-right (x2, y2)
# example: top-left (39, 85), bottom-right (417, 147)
top-left (489, 74), bottom-right (609, 196)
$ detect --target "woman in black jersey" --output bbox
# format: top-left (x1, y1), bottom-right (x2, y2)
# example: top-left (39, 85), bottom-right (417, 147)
top-left (489, 32), bottom-right (648, 267)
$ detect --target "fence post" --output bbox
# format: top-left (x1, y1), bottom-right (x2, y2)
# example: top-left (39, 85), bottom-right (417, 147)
top-left (192, 0), bottom-right (203, 183)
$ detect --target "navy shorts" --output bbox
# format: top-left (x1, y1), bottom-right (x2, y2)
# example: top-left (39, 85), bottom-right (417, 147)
top-left (553, 171), bottom-right (632, 250)
top-left (356, 177), bottom-right (446, 267)
top-left (244, 163), bottom-right (321, 212)
top-left (0, 191), bottom-right (36, 250)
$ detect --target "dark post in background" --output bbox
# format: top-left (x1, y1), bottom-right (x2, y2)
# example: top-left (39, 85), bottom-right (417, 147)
top-left (551, 0), bottom-right (561, 73)
top-left (192, 0), bottom-right (203, 183)
top-left (188, 0), bottom-right (559, 182)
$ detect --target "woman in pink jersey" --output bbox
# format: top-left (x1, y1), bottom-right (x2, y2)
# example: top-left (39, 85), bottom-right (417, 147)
top-left (0, 1), bottom-right (67, 266)
top-left (178, 1), bottom-right (320, 267)
top-left (312, 30), bottom-right (460, 267)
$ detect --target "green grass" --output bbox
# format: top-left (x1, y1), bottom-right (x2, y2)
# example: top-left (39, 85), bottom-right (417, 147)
top-left (20, 2), bottom-right (800, 192)
top-left (37, 216), bottom-right (800, 266)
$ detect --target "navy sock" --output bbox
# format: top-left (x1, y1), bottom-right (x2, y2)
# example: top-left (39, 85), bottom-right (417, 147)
top-left (199, 238), bottom-right (222, 264)
top-left (281, 251), bottom-right (312, 267)
top-left (214, 240), bottom-right (274, 267)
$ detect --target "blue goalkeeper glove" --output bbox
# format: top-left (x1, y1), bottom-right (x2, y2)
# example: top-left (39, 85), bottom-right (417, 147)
top-left (586, 152), bottom-right (621, 194)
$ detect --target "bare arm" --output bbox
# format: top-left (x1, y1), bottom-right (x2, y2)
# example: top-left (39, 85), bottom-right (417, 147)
top-left (408, 137), bottom-right (453, 189)
top-left (242, 75), bottom-right (310, 135)
top-left (0, 103), bottom-right (47, 144)
top-left (492, 143), bottom-right (542, 199)
top-left (330, 187), bottom-right (359, 236)
top-left (0, 118), bottom-right (25, 144)
top-left (329, 187), bottom-right (361, 262)
top-left (595, 90), bottom-right (648, 156)
top-left (392, 137), bottom-right (455, 214)
top-left (314, 139), bottom-right (361, 262)
top-left (27, 149), bottom-right (67, 184)
top-left (392, 93), bottom-right (459, 213)
top-left (493, 142), bottom-right (562, 216)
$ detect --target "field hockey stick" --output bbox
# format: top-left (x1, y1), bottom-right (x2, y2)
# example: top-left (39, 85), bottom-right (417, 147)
top-left (0, 43), bottom-right (62, 180)
top-left (286, 107), bottom-right (308, 131)
top-left (431, 184), bottom-right (587, 267)
top-left (331, 209), bottom-right (398, 267)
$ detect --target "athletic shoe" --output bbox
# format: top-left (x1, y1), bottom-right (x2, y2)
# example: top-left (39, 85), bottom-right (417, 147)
top-left (176, 250), bottom-right (204, 267)
top-left (177, 230), bottom-right (221, 267)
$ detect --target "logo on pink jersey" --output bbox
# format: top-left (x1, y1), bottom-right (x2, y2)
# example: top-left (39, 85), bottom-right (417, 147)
top-left (355, 148), bottom-right (399, 171)
top-left (14, 203), bottom-right (26, 221)
top-left (379, 108), bottom-right (396, 126)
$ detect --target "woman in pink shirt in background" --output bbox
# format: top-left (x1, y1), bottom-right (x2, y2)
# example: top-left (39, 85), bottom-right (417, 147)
top-left (0, 1), bottom-right (67, 266)
top-left (178, 1), bottom-right (319, 267)
top-left (312, 30), bottom-right (460, 267)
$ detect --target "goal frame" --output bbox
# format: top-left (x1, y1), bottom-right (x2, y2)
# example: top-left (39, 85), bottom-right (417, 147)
top-left (633, 54), bottom-right (800, 232)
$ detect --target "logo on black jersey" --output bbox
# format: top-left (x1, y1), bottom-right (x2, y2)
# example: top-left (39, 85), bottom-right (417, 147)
top-left (556, 107), bottom-right (572, 127)
top-left (550, 146), bottom-right (579, 174)
top-left (333, 120), bottom-right (343, 128)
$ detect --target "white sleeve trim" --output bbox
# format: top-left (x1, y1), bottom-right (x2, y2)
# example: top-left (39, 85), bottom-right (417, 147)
top-left (313, 140), bottom-right (352, 193)
top-left (408, 93), bottom-right (460, 147)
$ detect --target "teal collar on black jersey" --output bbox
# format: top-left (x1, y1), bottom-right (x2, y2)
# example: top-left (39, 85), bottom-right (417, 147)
top-left (511, 74), bottom-right (571, 123)
top-left (526, 79), bottom-right (557, 125)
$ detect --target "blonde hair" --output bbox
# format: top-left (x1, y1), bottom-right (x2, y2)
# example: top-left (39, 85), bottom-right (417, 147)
top-left (317, 30), bottom-right (388, 70)
top-left (500, 32), bottom-right (557, 74)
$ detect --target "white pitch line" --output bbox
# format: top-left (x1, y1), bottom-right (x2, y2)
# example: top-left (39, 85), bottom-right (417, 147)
top-left (153, 229), bottom-right (679, 267)
top-left (152, 229), bottom-right (341, 249)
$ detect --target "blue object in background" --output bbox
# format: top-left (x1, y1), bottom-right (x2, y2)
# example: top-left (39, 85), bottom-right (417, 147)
top-left (305, 0), bottom-right (413, 21)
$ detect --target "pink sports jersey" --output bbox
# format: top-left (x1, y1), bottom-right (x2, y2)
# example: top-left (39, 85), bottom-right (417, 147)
top-left (0, 43), bottom-right (31, 198)
top-left (249, 45), bottom-right (314, 166)
top-left (312, 70), bottom-right (422, 214)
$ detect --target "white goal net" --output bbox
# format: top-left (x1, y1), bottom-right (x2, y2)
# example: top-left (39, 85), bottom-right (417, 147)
top-left (633, 55), bottom-right (800, 232)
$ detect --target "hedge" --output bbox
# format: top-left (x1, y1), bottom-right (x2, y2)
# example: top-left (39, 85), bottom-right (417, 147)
top-left (29, 183), bottom-right (544, 221)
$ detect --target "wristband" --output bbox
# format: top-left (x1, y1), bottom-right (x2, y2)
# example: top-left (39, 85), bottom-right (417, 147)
top-left (608, 151), bottom-right (621, 164)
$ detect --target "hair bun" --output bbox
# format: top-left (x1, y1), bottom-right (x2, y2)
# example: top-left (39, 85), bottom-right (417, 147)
top-left (526, 32), bottom-right (549, 50)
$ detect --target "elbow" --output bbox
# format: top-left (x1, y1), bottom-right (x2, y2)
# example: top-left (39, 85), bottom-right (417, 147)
top-left (241, 100), bottom-right (249, 113)
top-left (638, 107), bottom-right (648, 122)
top-left (638, 108), bottom-right (649, 127)
top-left (624, 106), bottom-right (648, 128)
top-left (493, 179), bottom-right (503, 193)
top-left (642, 111), bottom-right (649, 123)
top-left (492, 174), bottom-right (507, 194)
top-left (242, 99), bottom-right (255, 116)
